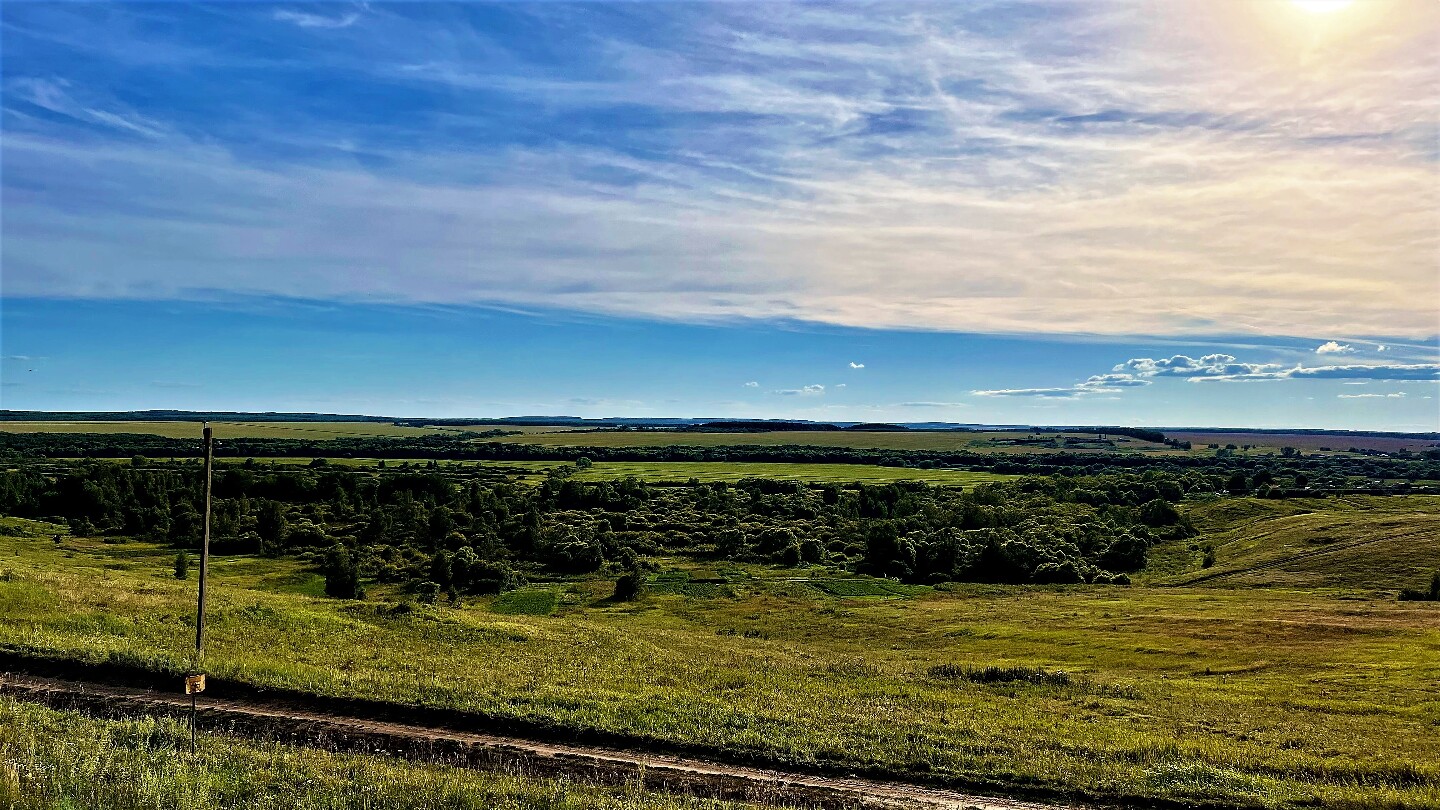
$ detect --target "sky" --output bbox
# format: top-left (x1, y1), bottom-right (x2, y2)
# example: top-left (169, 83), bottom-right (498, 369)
top-left (1, 0), bottom-right (1437, 430)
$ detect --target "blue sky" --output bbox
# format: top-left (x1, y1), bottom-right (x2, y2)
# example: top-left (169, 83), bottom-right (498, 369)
top-left (2, 1), bottom-right (1437, 429)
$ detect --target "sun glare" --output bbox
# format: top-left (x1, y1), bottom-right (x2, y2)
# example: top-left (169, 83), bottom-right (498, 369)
top-left (1291, 0), bottom-right (1356, 13)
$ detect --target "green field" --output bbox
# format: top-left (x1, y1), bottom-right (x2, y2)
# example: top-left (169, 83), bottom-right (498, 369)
top-left (7, 419), bottom-right (1429, 460)
top-left (486, 429), bottom-right (1176, 453)
top-left (211, 458), bottom-right (1017, 486)
top-left (0, 420), bottom-right (454, 439)
top-left (0, 697), bottom-right (770, 810)
top-left (539, 461), bottom-right (1016, 485)
top-left (0, 497), bottom-right (1437, 808)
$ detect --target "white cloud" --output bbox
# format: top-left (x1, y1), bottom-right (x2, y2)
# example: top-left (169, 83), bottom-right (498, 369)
top-left (273, 9), bottom-right (361, 29)
top-left (973, 387), bottom-right (1086, 399)
top-left (980, 351), bottom-right (1440, 400)
top-left (849, 362), bottom-right (865, 369)
top-left (3, 2), bottom-right (1437, 338)
top-left (743, 381), bottom-right (759, 388)
top-left (835, 383), bottom-right (847, 389)
top-left (772, 384), bottom-right (824, 396)
top-left (1316, 341), bottom-right (1355, 355)
top-left (1338, 392), bottom-right (1405, 399)
top-left (973, 371), bottom-right (1152, 399)
top-left (1114, 354), bottom-right (1440, 383)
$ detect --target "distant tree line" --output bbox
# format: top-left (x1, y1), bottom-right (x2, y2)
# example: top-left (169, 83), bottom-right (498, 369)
top-left (1, 432), bottom-right (1436, 487)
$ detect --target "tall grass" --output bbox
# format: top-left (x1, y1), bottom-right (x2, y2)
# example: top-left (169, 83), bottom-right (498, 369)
top-left (0, 698), bottom-right (786, 810)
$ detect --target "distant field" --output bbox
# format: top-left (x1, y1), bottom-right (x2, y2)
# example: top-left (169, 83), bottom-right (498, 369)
top-left (532, 461), bottom-right (1016, 485)
top-left (487, 429), bottom-right (1175, 453)
top-left (1168, 431), bottom-right (1440, 454)
top-left (0, 420), bottom-right (453, 439)
top-left (211, 458), bottom-right (1015, 485)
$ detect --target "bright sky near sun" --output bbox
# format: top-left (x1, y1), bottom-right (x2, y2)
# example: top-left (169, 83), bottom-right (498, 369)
top-left (1, 1), bottom-right (1437, 429)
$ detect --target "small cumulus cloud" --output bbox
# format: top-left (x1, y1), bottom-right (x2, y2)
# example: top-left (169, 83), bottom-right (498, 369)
top-left (743, 381), bottom-right (759, 388)
top-left (849, 362), bottom-right (865, 369)
top-left (1316, 341), bottom-right (1355, 355)
top-left (835, 383), bottom-right (847, 389)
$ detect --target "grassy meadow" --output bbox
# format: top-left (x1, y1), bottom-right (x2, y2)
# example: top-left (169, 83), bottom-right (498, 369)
top-left (0, 496), bottom-right (1437, 808)
top-left (0, 697), bottom-right (781, 810)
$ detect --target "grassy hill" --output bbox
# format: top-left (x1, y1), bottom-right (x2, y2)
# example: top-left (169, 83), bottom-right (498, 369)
top-left (0, 503), bottom-right (1437, 807)
top-left (1160, 495), bottom-right (1440, 590)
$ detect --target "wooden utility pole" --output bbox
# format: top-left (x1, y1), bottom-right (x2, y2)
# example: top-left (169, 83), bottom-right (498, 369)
top-left (196, 423), bottom-right (213, 659)
top-left (191, 422), bottom-right (213, 751)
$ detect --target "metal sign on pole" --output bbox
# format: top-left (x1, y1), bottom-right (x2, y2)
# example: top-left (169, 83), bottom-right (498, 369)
top-left (189, 422), bottom-right (213, 750)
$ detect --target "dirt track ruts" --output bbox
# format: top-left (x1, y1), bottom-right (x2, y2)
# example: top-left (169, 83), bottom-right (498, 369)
top-left (0, 672), bottom-right (1079, 810)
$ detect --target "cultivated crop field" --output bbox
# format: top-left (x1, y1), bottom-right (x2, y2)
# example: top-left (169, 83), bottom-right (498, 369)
top-left (0, 496), bottom-right (1436, 808)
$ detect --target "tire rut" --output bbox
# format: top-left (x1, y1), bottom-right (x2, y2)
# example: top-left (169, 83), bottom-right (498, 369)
top-left (0, 672), bottom-right (1078, 810)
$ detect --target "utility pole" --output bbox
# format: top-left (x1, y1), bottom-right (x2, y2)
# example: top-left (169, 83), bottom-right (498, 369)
top-left (190, 422), bottom-right (213, 751)
top-left (196, 422), bottom-right (213, 659)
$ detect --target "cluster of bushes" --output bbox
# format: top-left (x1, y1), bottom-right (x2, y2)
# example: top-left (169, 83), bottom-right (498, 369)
top-left (1398, 572), bottom-right (1440, 602)
top-left (0, 458), bottom-right (1206, 597)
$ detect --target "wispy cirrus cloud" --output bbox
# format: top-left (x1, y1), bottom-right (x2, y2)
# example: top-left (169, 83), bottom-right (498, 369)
top-left (2, 2), bottom-right (1437, 338)
top-left (974, 373), bottom-right (1153, 399)
top-left (273, 8), bottom-right (362, 29)
top-left (772, 384), bottom-right (824, 396)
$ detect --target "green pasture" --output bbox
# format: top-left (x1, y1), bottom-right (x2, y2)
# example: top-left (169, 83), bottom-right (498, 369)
top-left (0, 497), bottom-right (1437, 807)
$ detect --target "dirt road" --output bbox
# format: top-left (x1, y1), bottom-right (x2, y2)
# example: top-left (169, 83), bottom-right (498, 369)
top-left (0, 671), bottom-right (1080, 810)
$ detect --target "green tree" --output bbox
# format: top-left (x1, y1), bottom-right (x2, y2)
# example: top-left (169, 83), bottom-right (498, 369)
top-left (173, 552), bottom-right (189, 580)
top-left (323, 545), bottom-right (364, 599)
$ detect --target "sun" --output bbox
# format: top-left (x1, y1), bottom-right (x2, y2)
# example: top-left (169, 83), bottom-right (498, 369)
top-left (1290, 0), bottom-right (1356, 13)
